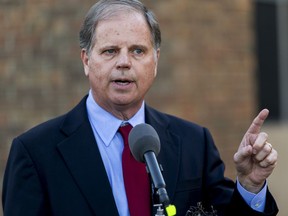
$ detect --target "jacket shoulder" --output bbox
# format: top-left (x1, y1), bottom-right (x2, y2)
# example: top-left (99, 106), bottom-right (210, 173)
top-left (15, 96), bottom-right (88, 148)
top-left (145, 105), bottom-right (207, 135)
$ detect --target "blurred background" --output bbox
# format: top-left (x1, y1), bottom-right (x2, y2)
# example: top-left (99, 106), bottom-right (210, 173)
top-left (0, 0), bottom-right (287, 215)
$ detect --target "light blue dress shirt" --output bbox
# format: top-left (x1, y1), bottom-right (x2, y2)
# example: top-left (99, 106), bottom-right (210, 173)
top-left (237, 178), bottom-right (267, 212)
top-left (86, 91), bottom-right (145, 216)
top-left (86, 90), bottom-right (267, 215)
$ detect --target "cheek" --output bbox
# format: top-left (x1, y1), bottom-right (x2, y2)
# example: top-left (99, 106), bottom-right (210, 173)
top-left (86, 65), bottom-right (105, 87)
top-left (144, 61), bottom-right (157, 80)
top-left (87, 60), bottom-right (106, 79)
top-left (140, 65), bottom-right (157, 88)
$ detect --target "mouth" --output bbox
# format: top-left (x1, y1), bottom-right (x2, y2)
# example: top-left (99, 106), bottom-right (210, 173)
top-left (113, 78), bottom-right (134, 86)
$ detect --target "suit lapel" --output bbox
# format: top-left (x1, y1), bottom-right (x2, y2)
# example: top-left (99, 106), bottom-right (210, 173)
top-left (55, 98), bottom-right (180, 215)
top-left (145, 106), bottom-right (181, 203)
top-left (57, 97), bottom-right (118, 216)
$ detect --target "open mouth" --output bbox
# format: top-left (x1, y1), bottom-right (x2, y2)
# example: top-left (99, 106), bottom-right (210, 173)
top-left (113, 79), bottom-right (133, 85)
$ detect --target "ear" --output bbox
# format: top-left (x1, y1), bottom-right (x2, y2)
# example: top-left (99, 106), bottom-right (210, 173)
top-left (154, 48), bottom-right (160, 77)
top-left (156, 48), bottom-right (160, 60)
top-left (81, 49), bottom-right (90, 76)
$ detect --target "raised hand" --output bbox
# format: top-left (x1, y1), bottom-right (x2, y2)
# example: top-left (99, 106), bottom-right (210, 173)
top-left (234, 109), bottom-right (277, 193)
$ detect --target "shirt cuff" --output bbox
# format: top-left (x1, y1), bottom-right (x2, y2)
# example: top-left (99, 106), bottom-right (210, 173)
top-left (236, 178), bottom-right (267, 212)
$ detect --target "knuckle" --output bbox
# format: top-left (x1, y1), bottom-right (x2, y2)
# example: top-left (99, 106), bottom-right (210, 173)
top-left (264, 145), bottom-right (271, 153)
top-left (259, 132), bottom-right (268, 140)
top-left (265, 157), bottom-right (273, 164)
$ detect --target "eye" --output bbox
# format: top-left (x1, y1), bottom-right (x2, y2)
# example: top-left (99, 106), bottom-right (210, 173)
top-left (131, 45), bottom-right (147, 56)
top-left (133, 48), bottom-right (144, 55)
top-left (103, 49), bottom-right (117, 55)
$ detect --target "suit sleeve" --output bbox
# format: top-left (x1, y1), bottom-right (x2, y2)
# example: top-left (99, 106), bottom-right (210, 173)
top-left (225, 186), bottom-right (278, 216)
top-left (2, 138), bottom-right (50, 216)
top-left (202, 128), bottom-right (278, 216)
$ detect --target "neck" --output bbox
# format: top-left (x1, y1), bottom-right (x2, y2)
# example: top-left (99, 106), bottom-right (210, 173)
top-left (94, 100), bottom-right (143, 121)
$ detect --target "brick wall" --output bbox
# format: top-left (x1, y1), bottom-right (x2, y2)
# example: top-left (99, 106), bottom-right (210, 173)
top-left (0, 0), bottom-right (256, 213)
top-left (146, 0), bottom-right (256, 178)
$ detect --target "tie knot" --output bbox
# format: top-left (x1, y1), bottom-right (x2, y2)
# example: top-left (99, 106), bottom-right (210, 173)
top-left (118, 124), bottom-right (133, 147)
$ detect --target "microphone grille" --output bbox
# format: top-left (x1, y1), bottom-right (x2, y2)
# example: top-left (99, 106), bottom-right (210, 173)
top-left (128, 123), bottom-right (160, 162)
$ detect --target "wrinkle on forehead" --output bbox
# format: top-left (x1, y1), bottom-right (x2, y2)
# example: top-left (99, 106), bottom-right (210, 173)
top-left (94, 11), bottom-right (153, 49)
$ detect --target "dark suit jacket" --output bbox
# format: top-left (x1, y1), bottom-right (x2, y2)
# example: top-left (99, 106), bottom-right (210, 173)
top-left (2, 96), bottom-right (278, 216)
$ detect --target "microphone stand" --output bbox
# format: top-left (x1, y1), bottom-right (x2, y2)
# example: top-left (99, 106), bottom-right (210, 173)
top-left (145, 159), bottom-right (176, 216)
top-left (153, 188), bottom-right (176, 216)
top-left (154, 204), bottom-right (165, 216)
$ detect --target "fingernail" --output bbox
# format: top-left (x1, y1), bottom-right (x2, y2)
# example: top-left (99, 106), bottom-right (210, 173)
top-left (253, 149), bottom-right (257, 154)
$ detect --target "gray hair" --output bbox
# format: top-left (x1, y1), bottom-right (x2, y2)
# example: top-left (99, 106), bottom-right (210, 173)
top-left (79, 0), bottom-right (161, 55)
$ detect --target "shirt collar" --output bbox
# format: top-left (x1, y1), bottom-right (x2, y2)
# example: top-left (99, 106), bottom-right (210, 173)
top-left (86, 90), bottom-right (145, 146)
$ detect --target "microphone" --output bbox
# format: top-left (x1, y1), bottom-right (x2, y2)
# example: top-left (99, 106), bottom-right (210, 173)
top-left (128, 123), bottom-right (169, 206)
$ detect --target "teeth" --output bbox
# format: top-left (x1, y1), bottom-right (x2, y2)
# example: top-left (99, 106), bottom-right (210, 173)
top-left (115, 80), bottom-right (130, 85)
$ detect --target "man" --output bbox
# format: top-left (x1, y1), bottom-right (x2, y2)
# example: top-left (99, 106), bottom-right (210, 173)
top-left (2, 0), bottom-right (278, 215)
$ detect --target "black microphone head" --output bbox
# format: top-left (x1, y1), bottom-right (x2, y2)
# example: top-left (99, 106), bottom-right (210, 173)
top-left (128, 123), bottom-right (160, 163)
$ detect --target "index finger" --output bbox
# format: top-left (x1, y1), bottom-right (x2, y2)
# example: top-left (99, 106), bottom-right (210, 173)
top-left (246, 109), bottom-right (269, 134)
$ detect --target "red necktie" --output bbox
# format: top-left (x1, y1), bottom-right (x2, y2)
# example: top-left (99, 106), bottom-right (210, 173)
top-left (119, 124), bottom-right (151, 216)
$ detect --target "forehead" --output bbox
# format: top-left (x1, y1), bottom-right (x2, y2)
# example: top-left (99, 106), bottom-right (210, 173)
top-left (94, 11), bottom-right (153, 46)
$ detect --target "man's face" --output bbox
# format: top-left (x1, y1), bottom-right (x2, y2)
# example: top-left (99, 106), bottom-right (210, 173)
top-left (81, 11), bottom-right (159, 117)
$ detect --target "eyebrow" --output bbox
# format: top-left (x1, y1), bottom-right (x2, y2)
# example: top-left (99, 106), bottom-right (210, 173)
top-left (98, 44), bottom-right (149, 52)
top-left (98, 45), bottom-right (119, 52)
top-left (129, 45), bottom-right (148, 51)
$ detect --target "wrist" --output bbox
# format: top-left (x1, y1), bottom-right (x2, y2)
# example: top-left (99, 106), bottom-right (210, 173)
top-left (237, 175), bottom-right (265, 194)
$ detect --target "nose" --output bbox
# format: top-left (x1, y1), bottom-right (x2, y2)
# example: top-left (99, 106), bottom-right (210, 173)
top-left (116, 50), bottom-right (131, 70)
